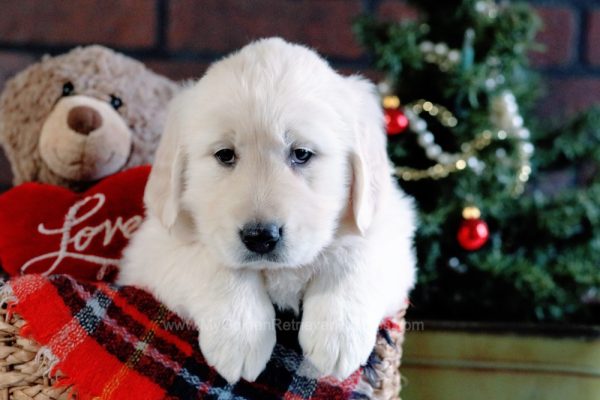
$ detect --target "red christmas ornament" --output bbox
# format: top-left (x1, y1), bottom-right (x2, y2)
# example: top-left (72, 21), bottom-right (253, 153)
top-left (457, 207), bottom-right (489, 251)
top-left (384, 107), bottom-right (409, 135)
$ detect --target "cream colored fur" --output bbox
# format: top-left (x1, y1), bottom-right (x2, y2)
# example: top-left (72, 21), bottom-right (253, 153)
top-left (120, 38), bottom-right (416, 384)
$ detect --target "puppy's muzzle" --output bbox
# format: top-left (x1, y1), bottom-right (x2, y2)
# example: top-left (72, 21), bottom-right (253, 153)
top-left (240, 223), bottom-right (282, 255)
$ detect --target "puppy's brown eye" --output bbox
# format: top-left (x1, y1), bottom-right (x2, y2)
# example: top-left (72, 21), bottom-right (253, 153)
top-left (291, 148), bottom-right (313, 165)
top-left (215, 149), bottom-right (236, 166)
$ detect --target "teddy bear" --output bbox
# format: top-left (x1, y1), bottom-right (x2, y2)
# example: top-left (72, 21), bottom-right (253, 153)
top-left (0, 45), bottom-right (178, 190)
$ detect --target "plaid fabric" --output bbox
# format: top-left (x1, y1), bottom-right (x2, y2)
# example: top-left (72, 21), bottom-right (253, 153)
top-left (4, 274), bottom-right (402, 400)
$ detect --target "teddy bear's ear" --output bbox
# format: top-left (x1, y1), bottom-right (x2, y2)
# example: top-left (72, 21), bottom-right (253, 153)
top-left (0, 92), bottom-right (8, 150)
top-left (144, 87), bottom-right (194, 239)
top-left (0, 82), bottom-right (6, 138)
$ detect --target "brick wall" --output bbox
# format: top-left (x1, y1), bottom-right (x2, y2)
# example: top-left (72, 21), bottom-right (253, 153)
top-left (0, 0), bottom-right (598, 189)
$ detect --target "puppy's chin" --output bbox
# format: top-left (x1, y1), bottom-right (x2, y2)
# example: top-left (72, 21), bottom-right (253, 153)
top-left (216, 244), bottom-right (321, 271)
top-left (225, 250), bottom-right (300, 271)
top-left (239, 258), bottom-right (294, 271)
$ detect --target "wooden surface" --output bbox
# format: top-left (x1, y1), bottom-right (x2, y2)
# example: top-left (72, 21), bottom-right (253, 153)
top-left (400, 326), bottom-right (600, 400)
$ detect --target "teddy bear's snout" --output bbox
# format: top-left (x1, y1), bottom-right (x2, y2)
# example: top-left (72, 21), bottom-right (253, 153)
top-left (38, 94), bottom-right (134, 182)
top-left (67, 106), bottom-right (102, 135)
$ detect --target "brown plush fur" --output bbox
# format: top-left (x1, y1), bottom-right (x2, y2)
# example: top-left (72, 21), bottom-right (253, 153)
top-left (0, 45), bottom-right (178, 190)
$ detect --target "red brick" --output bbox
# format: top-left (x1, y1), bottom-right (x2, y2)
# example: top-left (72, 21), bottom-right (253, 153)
top-left (0, 0), bottom-right (156, 48)
top-left (377, 0), bottom-right (419, 21)
top-left (530, 6), bottom-right (576, 67)
top-left (537, 78), bottom-right (600, 118)
top-left (168, 0), bottom-right (364, 59)
top-left (146, 60), bottom-right (212, 82)
top-left (146, 59), bottom-right (383, 86)
top-left (586, 10), bottom-right (600, 65)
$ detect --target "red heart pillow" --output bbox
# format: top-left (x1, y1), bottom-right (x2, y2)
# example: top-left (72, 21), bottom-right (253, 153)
top-left (0, 166), bottom-right (150, 281)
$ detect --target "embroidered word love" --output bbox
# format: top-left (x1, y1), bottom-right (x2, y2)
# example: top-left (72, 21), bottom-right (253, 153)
top-left (20, 193), bottom-right (143, 279)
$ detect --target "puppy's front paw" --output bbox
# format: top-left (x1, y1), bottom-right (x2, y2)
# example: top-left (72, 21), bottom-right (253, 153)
top-left (299, 299), bottom-right (378, 380)
top-left (198, 308), bottom-right (276, 384)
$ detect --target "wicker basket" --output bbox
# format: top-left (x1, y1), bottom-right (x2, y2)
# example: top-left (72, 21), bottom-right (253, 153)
top-left (0, 304), bottom-right (404, 400)
top-left (0, 305), bottom-right (70, 399)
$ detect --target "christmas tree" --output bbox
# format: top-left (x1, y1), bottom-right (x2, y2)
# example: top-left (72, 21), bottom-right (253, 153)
top-left (354, 0), bottom-right (600, 324)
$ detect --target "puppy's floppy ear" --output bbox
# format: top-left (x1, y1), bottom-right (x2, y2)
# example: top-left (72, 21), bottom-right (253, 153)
top-left (346, 76), bottom-right (391, 235)
top-left (145, 88), bottom-right (192, 235)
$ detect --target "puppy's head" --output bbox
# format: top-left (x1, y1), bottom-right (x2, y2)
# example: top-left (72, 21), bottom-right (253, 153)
top-left (146, 38), bottom-right (390, 269)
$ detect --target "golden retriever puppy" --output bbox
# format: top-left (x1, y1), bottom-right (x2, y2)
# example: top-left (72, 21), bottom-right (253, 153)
top-left (119, 38), bottom-right (416, 384)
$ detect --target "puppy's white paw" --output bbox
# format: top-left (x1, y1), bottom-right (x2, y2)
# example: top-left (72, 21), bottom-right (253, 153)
top-left (198, 307), bottom-right (276, 384)
top-left (299, 298), bottom-right (377, 380)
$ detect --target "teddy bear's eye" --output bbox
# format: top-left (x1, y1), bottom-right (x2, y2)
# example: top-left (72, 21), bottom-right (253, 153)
top-left (110, 95), bottom-right (123, 110)
top-left (62, 82), bottom-right (74, 97)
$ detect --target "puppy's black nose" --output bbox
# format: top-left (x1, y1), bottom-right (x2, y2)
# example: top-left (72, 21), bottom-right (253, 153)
top-left (240, 223), bottom-right (281, 255)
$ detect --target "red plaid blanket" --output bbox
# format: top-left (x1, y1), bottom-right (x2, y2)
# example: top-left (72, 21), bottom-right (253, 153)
top-left (3, 274), bottom-right (402, 400)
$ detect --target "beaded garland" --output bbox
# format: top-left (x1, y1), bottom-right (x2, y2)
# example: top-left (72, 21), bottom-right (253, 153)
top-left (391, 92), bottom-right (533, 196)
